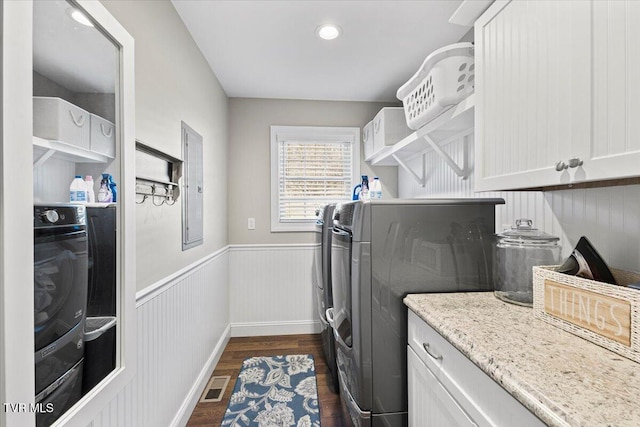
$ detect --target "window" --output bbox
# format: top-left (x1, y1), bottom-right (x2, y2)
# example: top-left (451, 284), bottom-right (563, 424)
top-left (270, 126), bottom-right (360, 232)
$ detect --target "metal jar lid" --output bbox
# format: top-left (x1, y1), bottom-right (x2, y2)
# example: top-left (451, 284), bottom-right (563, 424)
top-left (497, 219), bottom-right (560, 245)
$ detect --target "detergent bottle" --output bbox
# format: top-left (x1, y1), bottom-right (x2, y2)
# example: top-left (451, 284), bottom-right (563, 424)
top-left (106, 174), bottom-right (117, 203)
top-left (370, 176), bottom-right (382, 199)
top-left (69, 176), bottom-right (88, 203)
top-left (97, 175), bottom-right (113, 203)
top-left (358, 175), bottom-right (369, 200)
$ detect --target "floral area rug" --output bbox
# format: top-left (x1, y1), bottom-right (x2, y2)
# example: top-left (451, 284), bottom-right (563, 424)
top-left (221, 354), bottom-right (321, 427)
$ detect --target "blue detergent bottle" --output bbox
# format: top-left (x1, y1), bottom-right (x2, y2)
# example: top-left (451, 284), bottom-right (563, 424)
top-left (103, 174), bottom-right (117, 203)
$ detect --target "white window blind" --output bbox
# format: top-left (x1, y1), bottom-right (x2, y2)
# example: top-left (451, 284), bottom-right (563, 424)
top-left (271, 126), bottom-right (360, 232)
top-left (278, 139), bottom-right (352, 221)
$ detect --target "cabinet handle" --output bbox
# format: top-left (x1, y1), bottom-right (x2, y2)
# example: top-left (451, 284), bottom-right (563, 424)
top-left (363, 129), bottom-right (369, 142)
top-left (554, 161), bottom-right (568, 172)
top-left (422, 342), bottom-right (442, 361)
top-left (567, 157), bottom-right (583, 168)
top-left (556, 157), bottom-right (583, 171)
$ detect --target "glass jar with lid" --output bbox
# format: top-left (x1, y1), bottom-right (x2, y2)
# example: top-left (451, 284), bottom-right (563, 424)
top-left (494, 219), bottom-right (561, 306)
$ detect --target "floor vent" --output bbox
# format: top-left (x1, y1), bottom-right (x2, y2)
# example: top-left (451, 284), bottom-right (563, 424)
top-left (200, 375), bottom-right (230, 403)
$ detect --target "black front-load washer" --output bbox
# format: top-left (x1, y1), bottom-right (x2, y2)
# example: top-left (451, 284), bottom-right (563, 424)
top-left (34, 204), bottom-right (88, 422)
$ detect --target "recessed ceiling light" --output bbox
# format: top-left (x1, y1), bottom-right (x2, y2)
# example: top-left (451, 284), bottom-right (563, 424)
top-left (316, 24), bottom-right (342, 41)
top-left (67, 8), bottom-right (94, 27)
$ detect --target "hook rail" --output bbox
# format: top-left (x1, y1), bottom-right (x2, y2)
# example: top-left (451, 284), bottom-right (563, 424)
top-left (135, 179), bottom-right (178, 206)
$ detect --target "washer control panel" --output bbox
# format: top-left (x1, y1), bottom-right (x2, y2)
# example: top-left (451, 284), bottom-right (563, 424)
top-left (34, 205), bottom-right (86, 228)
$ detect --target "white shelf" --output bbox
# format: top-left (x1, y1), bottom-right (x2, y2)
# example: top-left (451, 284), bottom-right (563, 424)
top-left (33, 136), bottom-right (113, 167)
top-left (368, 94), bottom-right (475, 185)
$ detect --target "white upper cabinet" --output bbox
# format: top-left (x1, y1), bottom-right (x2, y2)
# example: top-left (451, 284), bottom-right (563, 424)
top-left (475, 0), bottom-right (640, 191)
top-left (588, 0), bottom-right (640, 181)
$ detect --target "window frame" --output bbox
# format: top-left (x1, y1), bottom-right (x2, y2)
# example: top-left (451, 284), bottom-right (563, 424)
top-left (270, 125), bottom-right (360, 232)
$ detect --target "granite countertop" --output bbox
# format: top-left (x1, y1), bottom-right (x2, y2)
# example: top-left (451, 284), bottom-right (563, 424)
top-left (404, 292), bottom-right (640, 427)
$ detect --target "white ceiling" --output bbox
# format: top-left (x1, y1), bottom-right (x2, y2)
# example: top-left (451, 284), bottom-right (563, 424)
top-left (33, 0), bottom-right (117, 94)
top-left (171, 0), bottom-right (474, 103)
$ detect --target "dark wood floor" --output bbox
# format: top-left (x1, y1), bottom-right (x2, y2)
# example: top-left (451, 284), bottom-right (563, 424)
top-left (186, 333), bottom-right (344, 427)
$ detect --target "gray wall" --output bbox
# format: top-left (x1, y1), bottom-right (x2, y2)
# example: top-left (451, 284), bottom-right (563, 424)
top-left (102, 0), bottom-right (229, 290)
top-left (228, 97), bottom-right (398, 244)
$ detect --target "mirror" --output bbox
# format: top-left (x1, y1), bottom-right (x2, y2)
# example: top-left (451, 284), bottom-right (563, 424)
top-left (32, 0), bottom-right (120, 424)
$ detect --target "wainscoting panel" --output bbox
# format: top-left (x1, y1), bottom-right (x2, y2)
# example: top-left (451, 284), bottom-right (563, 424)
top-left (398, 134), bottom-right (640, 272)
top-left (87, 249), bottom-right (230, 427)
top-left (544, 185), bottom-right (640, 272)
top-left (229, 244), bottom-right (320, 337)
top-left (33, 156), bottom-right (76, 203)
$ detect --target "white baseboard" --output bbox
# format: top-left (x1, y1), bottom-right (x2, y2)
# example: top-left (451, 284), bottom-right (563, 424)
top-left (230, 320), bottom-right (321, 337)
top-left (171, 324), bottom-right (231, 427)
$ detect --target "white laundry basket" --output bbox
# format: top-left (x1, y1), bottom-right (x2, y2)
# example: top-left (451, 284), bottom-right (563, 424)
top-left (397, 42), bottom-right (475, 130)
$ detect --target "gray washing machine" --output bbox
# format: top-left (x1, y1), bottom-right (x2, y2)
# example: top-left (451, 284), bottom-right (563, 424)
top-left (313, 203), bottom-right (339, 393)
top-left (327, 198), bottom-right (504, 427)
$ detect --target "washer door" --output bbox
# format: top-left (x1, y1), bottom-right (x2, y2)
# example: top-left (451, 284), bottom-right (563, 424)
top-left (34, 229), bottom-right (88, 350)
top-left (330, 227), bottom-right (352, 349)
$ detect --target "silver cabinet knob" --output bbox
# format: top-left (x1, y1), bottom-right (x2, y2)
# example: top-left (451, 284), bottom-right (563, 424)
top-left (555, 161), bottom-right (568, 171)
top-left (567, 157), bottom-right (583, 168)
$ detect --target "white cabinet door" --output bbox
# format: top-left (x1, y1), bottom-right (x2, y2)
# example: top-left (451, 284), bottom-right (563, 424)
top-left (408, 346), bottom-right (476, 427)
top-left (579, 0), bottom-right (640, 181)
top-left (475, 0), bottom-right (592, 191)
top-left (407, 311), bottom-right (546, 427)
top-left (476, 0), bottom-right (640, 191)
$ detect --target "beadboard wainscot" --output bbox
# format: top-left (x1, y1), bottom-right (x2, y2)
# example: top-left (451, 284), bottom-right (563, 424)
top-left (229, 243), bottom-right (320, 337)
top-left (86, 247), bottom-right (230, 427)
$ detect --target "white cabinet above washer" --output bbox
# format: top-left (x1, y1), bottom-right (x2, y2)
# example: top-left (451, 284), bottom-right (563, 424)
top-left (474, 0), bottom-right (640, 191)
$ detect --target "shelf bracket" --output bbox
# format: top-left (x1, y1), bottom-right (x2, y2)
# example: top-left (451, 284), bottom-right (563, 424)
top-left (420, 133), bottom-right (468, 179)
top-left (33, 148), bottom-right (56, 168)
top-left (392, 153), bottom-right (425, 187)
